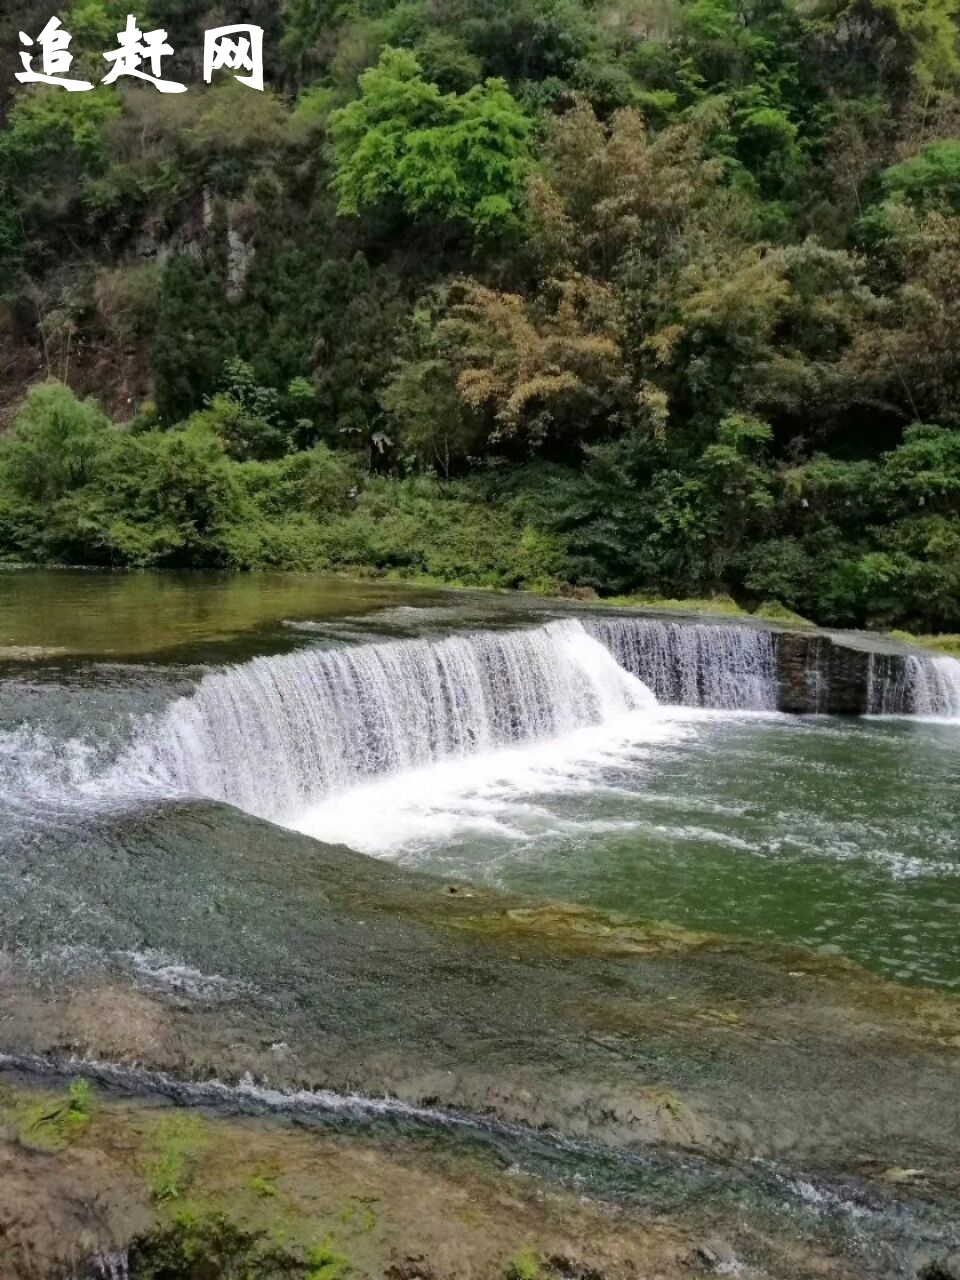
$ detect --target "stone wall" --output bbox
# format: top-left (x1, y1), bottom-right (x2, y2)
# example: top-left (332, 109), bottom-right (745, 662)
top-left (776, 631), bottom-right (905, 715)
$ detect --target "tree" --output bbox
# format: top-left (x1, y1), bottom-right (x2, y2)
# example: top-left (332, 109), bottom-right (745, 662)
top-left (0, 381), bottom-right (111, 505)
top-left (527, 98), bottom-right (726, 279)
top-left (330, 47), bottom-right (532, 237)
top-left (640, 239), bottom-right (873, 442)
top-left (882, 141), bottom-right (960, 215)
top-left (849, 210), bottom-right (960, 425)
top-left (382, 295), bottom-right (483, 477)
top-left (152, 246), bottom-right (237, 426)
top-left (438, 275), bottom-right (631, 453)
top-left (101, 420), bottom-right (250, 566)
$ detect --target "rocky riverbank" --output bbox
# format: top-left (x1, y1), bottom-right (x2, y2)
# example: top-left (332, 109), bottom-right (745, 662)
top-left (1, 804), bottom-right (959, 1277)
top-left (0, 1071), bottom-right (880, 1280)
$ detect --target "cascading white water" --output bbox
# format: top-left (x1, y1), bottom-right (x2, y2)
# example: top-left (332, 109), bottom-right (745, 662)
top-left (924, 657), bottom-right (960, 716)
top-left (129, 619), bottom-right (658, 823)
top-left (868, 653), bottom-right (960, 718)
top-left (586, 618), bottom-right (779, 711)
top-left (9, 615), bottom-right (957, 842)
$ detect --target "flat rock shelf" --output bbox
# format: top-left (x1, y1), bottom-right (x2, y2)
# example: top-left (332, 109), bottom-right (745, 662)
top-left (1, 573), bottom-right (959, 1280)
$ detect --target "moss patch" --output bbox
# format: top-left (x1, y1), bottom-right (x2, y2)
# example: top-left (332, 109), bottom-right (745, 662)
top-left (751, 600), bottom-right (815, 627)
top-left (602, 593), bottom-right (749, 618)
top-left (506, 1246), bottom-right (543, 1280)
top-left (451, 902), bottom-right (717, 959)
top-left (6, 1076), bottom-right (94, 1153)
top-left (143, 1113), bottom-right (211, 1204)
top-left (305, 1239), bottom-right (351, 1280)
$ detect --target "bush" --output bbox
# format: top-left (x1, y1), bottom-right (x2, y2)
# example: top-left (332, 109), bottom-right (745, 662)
top-left (316, 476), bottom-right (566, 588)
top-left (0, 381), bottom-right (113, 505)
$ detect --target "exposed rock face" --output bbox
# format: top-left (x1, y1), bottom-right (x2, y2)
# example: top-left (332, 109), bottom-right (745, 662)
top-left (776, 632), bottom-right (873, 715)
top-left (773, 628), bottom-right (959, 716)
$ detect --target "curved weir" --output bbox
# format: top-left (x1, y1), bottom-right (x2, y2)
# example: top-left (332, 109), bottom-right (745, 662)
top-left (4, 616), bottom-right (958, 838)
top-left (130, 619), bottom-right (657, 822)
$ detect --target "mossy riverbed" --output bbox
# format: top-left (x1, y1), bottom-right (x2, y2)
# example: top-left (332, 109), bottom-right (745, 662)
top-left (0, 1071), bottom-right (869, 1280)
top-left (1, 803), bottom-right (959, 1277)
top-left (0, 1060), bottom-right (957, 1280)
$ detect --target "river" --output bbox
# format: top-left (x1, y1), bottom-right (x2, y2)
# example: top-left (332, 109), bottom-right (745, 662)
top-left (2, 569), bottom-right (958, 989)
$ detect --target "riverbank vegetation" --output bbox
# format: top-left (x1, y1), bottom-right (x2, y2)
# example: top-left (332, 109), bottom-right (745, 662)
top-left (0, 1076), bottom-right (641, 1280)
top-left (2, 0), bottom-right (960, 629)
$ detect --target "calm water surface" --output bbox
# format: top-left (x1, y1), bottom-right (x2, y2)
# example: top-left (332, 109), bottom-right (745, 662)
top-left (0, 567), bottom-right (462, 660)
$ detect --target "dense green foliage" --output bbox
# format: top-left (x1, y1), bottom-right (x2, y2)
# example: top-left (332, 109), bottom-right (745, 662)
top-left (330, 48), bottom-right (532, 235)
top-left (2, 0), bottom-right (960, 626)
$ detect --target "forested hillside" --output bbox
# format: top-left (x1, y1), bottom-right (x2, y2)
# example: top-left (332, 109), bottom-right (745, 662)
top-left (2, 0), bottom-right (960, 628)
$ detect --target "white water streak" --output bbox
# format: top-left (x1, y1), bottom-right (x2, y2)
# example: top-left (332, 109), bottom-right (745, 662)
top-left (587, 618), bottom-right (779, 710)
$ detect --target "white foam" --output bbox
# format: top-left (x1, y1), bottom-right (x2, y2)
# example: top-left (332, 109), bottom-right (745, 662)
top-left (292, 709), bottom-right (685, 856)
top-left (121, 950), bottom-right (247, 1000)
top-left (121, 619), bottom-right (661, 823)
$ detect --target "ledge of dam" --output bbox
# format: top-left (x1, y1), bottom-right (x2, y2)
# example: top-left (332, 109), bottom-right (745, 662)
top-left (776, 628), bottom-right (916, 715)
top-left (582, 607), bottom-right (960, 717)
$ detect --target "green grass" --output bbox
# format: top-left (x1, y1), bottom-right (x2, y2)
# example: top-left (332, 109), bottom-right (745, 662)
top-left (601, 593), bottom-right (817, 628)
top-left (889, 630), bottom-right (960, 657)
top-left (15, 1077), bottom-right (94, 1152)
top-left (602, 592), bottom-right (749, 616)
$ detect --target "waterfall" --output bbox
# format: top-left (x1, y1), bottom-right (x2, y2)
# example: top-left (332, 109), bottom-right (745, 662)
top-left (90, 1254), bottom-right (129, 1280)
top-left (587, 618), bottom-right (779, 711)
top-left (130, 619), bottom-right (657, 823)
top-left (8, 614), bottom-right (957, 842)
top-left (868, 653), bottom-right (960, 717)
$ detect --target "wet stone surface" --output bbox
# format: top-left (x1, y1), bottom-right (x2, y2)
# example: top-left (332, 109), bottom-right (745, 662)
top-left (1, 805), bottom-right (958, 1199)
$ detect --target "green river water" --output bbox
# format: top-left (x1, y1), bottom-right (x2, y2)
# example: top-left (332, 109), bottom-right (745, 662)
top-left (2, 568), bottom-right (958, 991)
